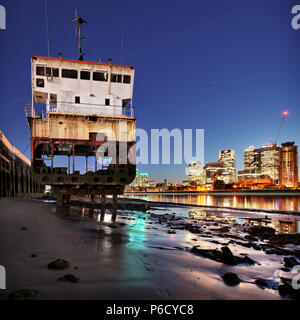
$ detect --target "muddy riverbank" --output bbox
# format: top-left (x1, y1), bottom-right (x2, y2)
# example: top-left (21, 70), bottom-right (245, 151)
top-left (0, 198), bottom-right (299, 300)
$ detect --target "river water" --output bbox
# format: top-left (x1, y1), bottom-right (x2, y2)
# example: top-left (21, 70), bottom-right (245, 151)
top-left (124, 193), bottom-right (300, 212)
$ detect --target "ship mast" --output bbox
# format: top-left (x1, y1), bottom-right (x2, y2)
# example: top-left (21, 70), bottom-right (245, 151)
top-left (72, 14), bottom-right (87, 61)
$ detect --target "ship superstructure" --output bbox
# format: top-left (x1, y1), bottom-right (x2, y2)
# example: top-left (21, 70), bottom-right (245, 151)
top-left (25, 18), bottom-right (136, 204)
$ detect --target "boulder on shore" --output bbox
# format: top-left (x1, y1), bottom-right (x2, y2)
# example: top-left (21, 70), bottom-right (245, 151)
top-left (59, 274), bottom-right (79, 283)
top-left (221, 246), bottom-right (237, 265)
top-left (47, 259), bottom-right (70, 270)
top-left (247, 226), bottom-right (275, 238)
top-left (284, 257), bottom-right (298, 269)
top-left (222, 272), bottom-right (241, 286)
top-left (8, 289), bottom-right (39, 300)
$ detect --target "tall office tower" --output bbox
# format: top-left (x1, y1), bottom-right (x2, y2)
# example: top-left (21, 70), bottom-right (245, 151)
top-left (205, 162), bottom-right (226, 185)
top-left (140, 172), bottom-right (149, 187)
top-left (134, 169), bottom-right (140, 187)
top-left (279, 142), bottom-right (298, 188)
top-left (188, 161), bottom-right (206, 185)
top-left (259, 144), bottom-right (280, 182)
top-left (244, 146), bottom-right (259, 170)
top-left (218, 149), bottom-right (236, 183)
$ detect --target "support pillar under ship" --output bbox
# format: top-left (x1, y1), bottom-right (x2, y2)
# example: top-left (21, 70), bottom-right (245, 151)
top-left (26, 55), bottom-right (136, 204)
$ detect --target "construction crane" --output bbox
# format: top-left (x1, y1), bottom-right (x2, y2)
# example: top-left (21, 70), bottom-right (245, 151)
top-left (273, 110), bottom-right (289, 145)
top-left (267, 110), bottom-right (290, 185)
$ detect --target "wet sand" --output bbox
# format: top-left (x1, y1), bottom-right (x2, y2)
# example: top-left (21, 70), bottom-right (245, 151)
top-left (0, 198), bottom-right (297, 300)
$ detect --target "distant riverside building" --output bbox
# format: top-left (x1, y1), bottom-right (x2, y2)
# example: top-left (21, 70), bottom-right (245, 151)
top-left (182, 180), bottom-right (191, 187)
top-left (244, 145), bottom-right (259, 170)
top-left (147, 180), bottom-right (157, 188)
top-left (259, 144), bottom-right (280, 182)
top-left (239, 144), bottom-right (279, 185)
top-left (279, 142), bottom-right (298, 188)
top-left (237, 167), bottom-right (273, 188)
top-left (134, 169), bottom-right (139, 187)
top-left (134, 169), bottom-right (149, 187)
top-left (140, 173), bottom-right (148, 187)
top-left (237, 169), bottom-right (266, 182)
top-left (218, 150), bottom-right (236, 183)
top-left (188, 161), bottom-right (206, 185)
top-left (205, 162), bottom-right (225, 185)
top-left (163, 179), bottom-right (169, 186)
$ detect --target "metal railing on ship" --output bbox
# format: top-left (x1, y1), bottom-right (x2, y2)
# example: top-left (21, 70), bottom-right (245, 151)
top-left (26, 101), bottom-right (134, 118)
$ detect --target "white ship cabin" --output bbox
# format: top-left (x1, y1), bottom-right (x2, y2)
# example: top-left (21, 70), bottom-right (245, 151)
top-left (31, 56), bottom-right (135, 117)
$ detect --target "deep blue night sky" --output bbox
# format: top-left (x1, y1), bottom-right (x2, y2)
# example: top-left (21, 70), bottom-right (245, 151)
top-left (0, 0), bottom-right (299, 182)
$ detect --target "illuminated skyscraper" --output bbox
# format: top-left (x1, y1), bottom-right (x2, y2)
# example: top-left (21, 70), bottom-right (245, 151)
top-left (140, 173), bottom-right (149, 187)
top-left (279, 142), bottom-right (298, 188)
top-left (244, 146), bottom-right (259, 170)
top-left (218, 149), bottom-right (236, 183)
top-left (205, 162), bottom-right (226, 185)
top-left (259, 144), bottom-right (280, 182)
top-left (134, 170), bottom-right (148, 187)
top-left (239, 144), bottom-right (279, 184)
top-left (188, 161), bottom-right (206, 185)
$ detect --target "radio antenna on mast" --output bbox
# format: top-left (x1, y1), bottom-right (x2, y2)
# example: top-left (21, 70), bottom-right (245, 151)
top-left (72, 13), bottom-right (87, 61)
top-left (44, 0), bottom-right (50, 56)
top-left (121, 24), bottom-right (124, 65)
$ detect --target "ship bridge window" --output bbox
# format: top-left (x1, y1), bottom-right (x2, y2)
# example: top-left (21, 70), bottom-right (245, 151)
top-left (111, 74), bottom-right (122, 83)
top-left (36, 66), bottom-right (45, 76)
top-left (93, 72), bottom-right (108, 82)
top-left (46, 67), bottom-right (59, 77)
top-left (80, 71), bottom-right (90, 80)
top-left (62, 69), bottom-right (78, 79)
top-left (123, 75), bottom-right (131, 84)
top-left (36, 66), bottom-right (59, 77)
top-left (36, 78), bottom-right (45, 88)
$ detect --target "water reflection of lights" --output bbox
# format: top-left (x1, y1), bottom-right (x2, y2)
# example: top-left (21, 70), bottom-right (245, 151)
top-left (81, 208), bottom-right (90, 217)
top-left (233, 196), bottom-right (237, 208)
top-left (127, 214), bottom-right (148, 250)
top-left (187, 207), bottom-right (299, 234)
top-left (127, 194), bottom-right (300, 212)
top-left (96, 213), bottom-right (116, 223)
top-left (207, 195), bottom-right (211, 206)
top-left (189, 208), bottom-right (207, 219)
top-left (170, 233), bottom-right (176, 241)
top-left (236, 218), bottom-right (245, 225)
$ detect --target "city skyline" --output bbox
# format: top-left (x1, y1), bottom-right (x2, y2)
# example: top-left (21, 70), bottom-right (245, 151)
top-left (134, 140), bottom-right (299, 187)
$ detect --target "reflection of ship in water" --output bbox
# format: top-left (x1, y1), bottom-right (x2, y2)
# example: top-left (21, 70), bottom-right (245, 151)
top-left (188, 207), bottom-right (299, 234)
